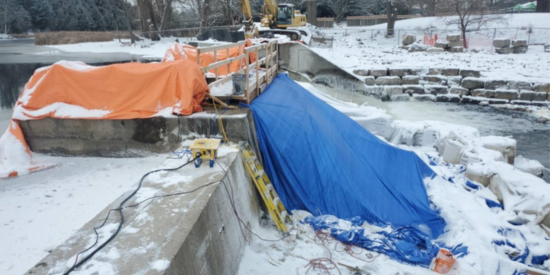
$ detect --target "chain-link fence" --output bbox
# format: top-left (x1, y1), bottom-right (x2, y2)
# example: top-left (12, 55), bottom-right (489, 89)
top-left (135, 25), bottom-right (243, 42)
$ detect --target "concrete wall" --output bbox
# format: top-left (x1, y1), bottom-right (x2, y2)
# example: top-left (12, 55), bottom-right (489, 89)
top-left (19, 109), bottom-right (261, 157)
top-left (25, 151), bottom-right (259, 275)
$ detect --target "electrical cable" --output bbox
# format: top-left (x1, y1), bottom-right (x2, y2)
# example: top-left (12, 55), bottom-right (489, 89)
top-left (63, 156), bottom-right (198, 275)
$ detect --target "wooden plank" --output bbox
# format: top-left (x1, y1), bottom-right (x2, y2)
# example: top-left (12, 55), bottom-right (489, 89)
top-left (199, 41), bottom-right (245, 53)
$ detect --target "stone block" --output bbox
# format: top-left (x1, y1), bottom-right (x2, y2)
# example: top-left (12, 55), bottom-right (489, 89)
top-left (450, 46), bottom-right (464, 53)
top-left (511, 100), bottom-right (532, 106)
top-left (391, 94), bottom-right (411, 101)
top-left (434, 41), bottom-right (449, 49)
top-left (447, 34), bottom-right (461, 42)
top-left (449, 40), bottom-right (464, 48)
top-left (512, 40), bottom-right (527, 47)
top-left (461, 96), bottom-right (485, 104)
top-left (402, 35), bottom-right (416, 46)
top-left (403, 85), bottom-right (425, 95)
top-left (533, 83), bottom-right (550, 93)
top-left (494, 89), bottom-right (518, 101)
top-left (424, 85), bottom-right (448, 95)
top-left (485, 80), bottom-right (508, 90)
top-left (448, 76), bottom-right (463, 87)
top-left (462, 78), bottom-right (486, 89)
top-left (460, 69), bottom-right (481, 78)
top-left (427, 47), bottom-right (445, 53)
top-left (421, 75), bottom-right (447, 85)
top-left (375, 76), bottom-right (402, 85)
top-left (496, 47), bottom-right (512, 54)
top-left (519, 90), bottom-right (547, 101)
top-left (362, 86), bottom-right (384, 96)
top-left (493, 39), bottom-right (511, 48)
top-left (402, 75), bottom-right (420, 85)
top-left (370, 69), bottom-right (388, 77)
top-left (412, 94), bottom-right (436, 102)
top-left (353, 69), bottom-right (369, 76)
top-left (436, 94), bottom-right (461, 103)
top-left (381, 86), bottom-right (403, 101)
top-left (489, 98), bottom-right (509, 104)
top-left (389, 69), bottom-right (406, 76)
top-left (507, 81), bottom-right (531, 90)
top-left (428, 68), bottom-right (460, 76)
top-left (364, 76), bottom-right (375, 86)
top-left (471, 89), bottom-right (495, 98)
top-left (513, 46), bottom-right (528, 54)
top-left (450, 86), bottom-right (469, 97)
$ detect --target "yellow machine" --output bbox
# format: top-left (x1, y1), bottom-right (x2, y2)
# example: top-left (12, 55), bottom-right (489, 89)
top-left (239, 0), bottom-right (307, 41)
top-left (189, 139), bottom-right (221, 168)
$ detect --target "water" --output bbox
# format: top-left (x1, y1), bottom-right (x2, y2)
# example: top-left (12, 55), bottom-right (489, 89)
top-left (312, 83), bottom-right (550, 181)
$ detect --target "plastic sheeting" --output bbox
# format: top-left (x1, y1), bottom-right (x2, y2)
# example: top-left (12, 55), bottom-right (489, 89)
top-left (249, 74), bottom-right (446, 238)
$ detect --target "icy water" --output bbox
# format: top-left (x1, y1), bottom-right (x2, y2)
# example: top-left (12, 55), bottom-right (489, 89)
top-left (313, 83), bottom-right (550, 182)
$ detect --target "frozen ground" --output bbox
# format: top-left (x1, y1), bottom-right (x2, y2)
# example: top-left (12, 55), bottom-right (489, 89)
top-left (0, 154), bottom-right (165, 275)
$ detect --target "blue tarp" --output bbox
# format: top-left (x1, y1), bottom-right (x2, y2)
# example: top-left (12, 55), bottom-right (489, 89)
top-left (249, 74), bottom-right (447, 238)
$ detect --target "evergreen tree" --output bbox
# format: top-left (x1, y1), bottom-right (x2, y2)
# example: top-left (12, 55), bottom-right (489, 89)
top-left (29, 0), bottom-right (53, 31)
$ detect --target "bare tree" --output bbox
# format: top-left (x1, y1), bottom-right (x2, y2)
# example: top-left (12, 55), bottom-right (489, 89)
top-left (123, 0), bottom-right (135, 43)
top-left (406, 0), bottom-right (439, 16)
top-left (386, 1), bottom-right (397, 36)
top-left (437, 0), bottom-right (508, 48)
top-left (536, 0), bottom-right (550, 12)
top-left (319, 0), bottom-right (352, 22)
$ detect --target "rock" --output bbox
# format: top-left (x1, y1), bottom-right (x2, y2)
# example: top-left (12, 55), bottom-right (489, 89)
top-left (428, 68), bottom-right (460, 76)
top-left (427, 47), bottom-right (445, 53)
top-left (389, 69), bottom-right (405, 77)
top-left (421, 75), bottom-right (447, 85)
top-left (353, 69), bottom-right (369, 76)
top-left (471, 89), bottom-right (495, 98)
top-left (511, 100), bottom-right (532, 106)
top-left (507, 81), bottom-right (531, 90)
top-left (493, 39), bottom-right (511, 48)
top-left (436, 94), bottom-right (461, 103)
top-left (370, 69), bottom-right (388, 77)
top-left (375, 76), bottom-right (402, 85)
top-left (496, 47), bottom-right (512, 54)
top-left (447, 34), bottom-right (461, 42)
top-left (461, 78), bottom-right (486, 89)
top-left (364, 76), bottom-right (375, 86)
top-left (512, 40), bottom-right (527, 47)
top-left (402, 85), bottom-right (425, 95)
top-left (402, 75), bottom-right (420, 85)
top-left (449, 40), bottom-right (464, 48)
top-left (460, 69), bottom-right (481, 78)
top-left (489, 98), bottom-right (509, 104)
top-left (402, 35), bottom-right (416, 46)
top-left (485, 80), bottom-right (508, 90)
top-left (424, 85), bottom-right (448, 95)
top-left (391, 94), bottom-right (411, 101)
top-left (412, 94), bottom-right (436, 102)
top-left (408, 43), bottom-right (428, 52)
top-left (461, 96), bottom-right (484, 104)
top-left (434, 41), bottom-right (449, 49)
top-left (450, 46), bottom-right (464, 53)
top-left (381, 86), bottom-right (403, 100)
top-left (513, 46), bottom-right (528, 54)
top-left (362, 86), bottom-right (383, 96)
top-left (450, 86), bottom-right (469, 97)
top-left (448, 76), bottom-right (463, 86)
top-left (533, 83), bottom-right (550, 93)
top-left (519, 90), bottom-right (547, 101)
top-left (494, 89), bottom-right (518, 101)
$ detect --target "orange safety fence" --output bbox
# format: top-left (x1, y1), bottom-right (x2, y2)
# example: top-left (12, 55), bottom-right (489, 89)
top-left (0, 59), bottom-right (209, 178)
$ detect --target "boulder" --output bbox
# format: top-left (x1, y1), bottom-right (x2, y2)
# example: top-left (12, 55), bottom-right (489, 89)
top-left (493, 39), bottom-right (511, 48)
top-left (533, 83), bottom-right (550, 93)
top-left (512, 40), bottom-right (527, 47)
top-left (421, 75), bottom-right (447, 85)
top-left (428, 68), bottom-right (460, 76)
top-left (460, 69), bottom-right (481, 78)
top-left (450, 86), bottom-right (469, 97)
top-left (402, 75), bottom-right (420, 85)
top-left (450, 46), bottom-right (464, 53)
top-left (471, 89), bottom-right (495, 98)
top-left (412, 94), bottom-right (436, 102)
top-left (408, 43), bottom-right (429, 52)
top-left (364, 76), bottom-right (375, 86)
top-left (508, 81), bottom-right (532, 90)
top-left (447, 34), bottom-right (462, 42)
top-left (424, 85), bottom-right (448, 95)
top-left (402, 85), bottom-right (425, 95)
top-left (436, 94), bottom-right (461, 103)
top-left (494, 89), bottom-right (519, 101)
top-left (513, 46), bottom-right (528, 54)
top-left (448, 76), bottom-right (463, 87)
top-left (391, 94), bottom-right (411, 101)
top-left (370, 69), bottom-right (388, 77)
top-left (427, 47), bottom-right (445, 53)
top-left (353, 69), bottom-right (369, 76)
top-left (485, 80), bottom-right (508, 90)
top-left (402, 35), bottom-right (416, 46)
top-left (496, 47), bottom-right (512, 54)
top-left (434, 41), bottom-right (449, 49)
top-left (375, 76), bottom-right (402, 85)
top-left (462, 78), bottom-right (486, 89)
top-left (519, 90), bottom-right (547, 101)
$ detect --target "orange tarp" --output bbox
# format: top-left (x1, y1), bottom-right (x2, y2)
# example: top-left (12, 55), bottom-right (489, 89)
top-left (162, 39), bottom-right (257, 75)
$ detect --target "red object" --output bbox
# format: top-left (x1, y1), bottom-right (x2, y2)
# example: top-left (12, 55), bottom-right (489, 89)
top-left (432, 249), bottom-right (456, 274)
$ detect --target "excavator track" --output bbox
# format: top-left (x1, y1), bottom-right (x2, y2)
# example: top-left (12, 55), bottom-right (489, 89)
top-left (259, 29), bottom-right (302, 41)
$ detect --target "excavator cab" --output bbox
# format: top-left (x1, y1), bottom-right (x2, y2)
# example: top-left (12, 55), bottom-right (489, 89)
top-left (276, 4), bottom-right (294, 26)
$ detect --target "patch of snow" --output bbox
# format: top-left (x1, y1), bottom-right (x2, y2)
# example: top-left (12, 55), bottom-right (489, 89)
top-left (209, 80), bottom-right (234, 97)
top-left (151, 259), bottom-right (170, 271)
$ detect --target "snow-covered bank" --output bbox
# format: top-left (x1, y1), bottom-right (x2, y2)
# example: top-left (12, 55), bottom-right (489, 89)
top-left (0, 154), bottom-right (165, 275)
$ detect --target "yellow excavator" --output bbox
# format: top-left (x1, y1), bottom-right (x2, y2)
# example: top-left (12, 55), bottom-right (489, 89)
top-left (239, 0), bottom-right (307, 41)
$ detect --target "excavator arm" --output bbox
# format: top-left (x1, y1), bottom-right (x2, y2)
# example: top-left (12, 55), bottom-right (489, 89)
top-left (239, 0), bottom-right (253, 22)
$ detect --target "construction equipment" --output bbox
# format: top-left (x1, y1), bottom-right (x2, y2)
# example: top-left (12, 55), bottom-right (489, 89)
top-left (190, 139), bottom-right (221, 168)
top-left (240, 142), bottom-right (291, 234)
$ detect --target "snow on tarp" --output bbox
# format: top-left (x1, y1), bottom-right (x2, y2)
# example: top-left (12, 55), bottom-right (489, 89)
top-left (0, 59), bottom-right (209, 178)
top-left (249, 74), bottom-right (451, 265)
